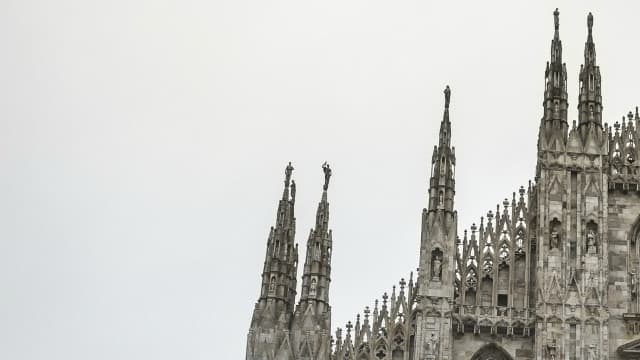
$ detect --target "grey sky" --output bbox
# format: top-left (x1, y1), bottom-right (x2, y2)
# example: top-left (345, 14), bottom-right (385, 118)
top-left (2, 1), bottom-right (640, 359)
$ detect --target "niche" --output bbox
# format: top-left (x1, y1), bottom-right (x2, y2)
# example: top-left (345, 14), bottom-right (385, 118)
top-left (549, 219), bottom-right (562, 251)
top-left (586, 221), bottom-right (598, 255)
top-left (431, 248), bottom-right (443, 281)
top-left (269, 275), bottom-right (277, 295)
top-left (309, 277), bottom-right (318, 297)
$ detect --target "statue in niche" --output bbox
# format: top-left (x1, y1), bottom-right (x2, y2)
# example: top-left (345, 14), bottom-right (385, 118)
top-left (546, 338), bottom-right (557, 360)
top-left (586, 344), bottom-right (597, 360)
top-left (424, 332), bottom-right (439, 355)
top-left (438, 191), bottom-right (444, 207)
top-left (550, 229), bottom-right (560, 250)
top-left (631, 269), bottom-right (638, 298)
top-left (432, 255), bottom-right (442, 281)
top-left (310, 278), bottom-right (317, 296)
top-left (269, 276), bottom-right (276, 293)
top-left (587, 229), bottom-right (597, 254)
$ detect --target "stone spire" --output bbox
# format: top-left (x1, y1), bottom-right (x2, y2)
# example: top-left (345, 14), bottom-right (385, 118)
top-left (538, 8), bottom-right (569, 154)
top-left (246, 163), bottom-right (301, 360)
top-left (299, 162), bottom-right (333, 305)
top-left (543, 8), bottom-right (568, 124)
top-left (578, 12), bottom-right (602, 126)
top-left (291, 162), bottom-right (334, 360)
top-left (428, 85), bottom-right (456, 212)
top-left (415, 86), bottom-right (459, 360)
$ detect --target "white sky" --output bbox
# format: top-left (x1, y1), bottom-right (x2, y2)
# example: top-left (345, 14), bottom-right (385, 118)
top-left (2, 1), bottom-right (640, 359)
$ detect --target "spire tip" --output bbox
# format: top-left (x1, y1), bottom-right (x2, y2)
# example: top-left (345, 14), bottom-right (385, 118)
top-left (322, 162), bottom-right (332, 191)
top-left (553, 8), bottom-right (559, 31)
top-left (284, 162), bottom-right (294, 187)
top-left (444, 85), bottom-right (451, 109)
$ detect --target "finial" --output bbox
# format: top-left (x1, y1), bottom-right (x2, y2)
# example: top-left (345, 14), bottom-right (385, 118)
top-left (322, 162), bottom-right (332, 191)
top-left (587, 12), bottom-right (593, 35)
top-left (284, 162), bottom-right (294, 187)
top-left (553, 8), bottom-right (560, 31)
top-left (444, 85), bottom-right (451, 109)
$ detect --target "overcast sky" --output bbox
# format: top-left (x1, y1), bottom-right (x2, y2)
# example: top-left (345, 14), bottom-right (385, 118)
top-left (2, 1), bottom-right (640, 359)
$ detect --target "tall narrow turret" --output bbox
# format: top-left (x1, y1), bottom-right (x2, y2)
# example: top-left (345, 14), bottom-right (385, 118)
top-left (414, 86), bottom-right (458, 360)
top-left (538, 8), bottom-right (569, 152)
top-left (428, 85), bottom-right (456, 212)
top-left (246, 163), bottom-right (299, 360)
top-left (291, 163), bottom-right (334, 360)
top-left (578, 12), bottom-right (602, 126)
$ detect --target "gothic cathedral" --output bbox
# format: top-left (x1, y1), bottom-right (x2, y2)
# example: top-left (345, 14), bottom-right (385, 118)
top-left (246, 9), bottom-right (640, 360)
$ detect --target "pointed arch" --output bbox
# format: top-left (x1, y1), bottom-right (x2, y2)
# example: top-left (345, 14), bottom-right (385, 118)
top-left (470, 343), bottom-right (514, 360)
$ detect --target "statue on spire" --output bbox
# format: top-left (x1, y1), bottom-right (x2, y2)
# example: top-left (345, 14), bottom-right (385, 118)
top-left (285, 162), bottom-right (294, 187)
top-left (553, 8), bottom-right (559, 30)
top-left (588, 12), bottom-right (593, 35)
top-left (444, 85), bottom-right (451, 109)
top-left (322, 162), bottom-right (332, 191)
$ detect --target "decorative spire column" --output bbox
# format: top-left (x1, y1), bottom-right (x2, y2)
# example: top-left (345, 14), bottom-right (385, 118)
top-left (246, 163), bottom-right (299, 360)
top-left (292, 163), bottom-right (334, 360)
top-left (538, 8), bottom-right (569, 153)
top-left (578, 12), bottom-right (602, 127)
top-left (414, 86), bottom-right (458, 360)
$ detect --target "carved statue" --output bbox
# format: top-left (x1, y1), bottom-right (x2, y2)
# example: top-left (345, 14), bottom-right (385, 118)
top-left (444, 85), bottom-right (451, 109)
top-left (290, 180), bottom-right (296, 202)
top-left (587, 344), bottom-right (597, 360)
top-left (547, 338), bottom-right (557, 360)
top-left (587, 229), bottom-right (597, 254)
top-left (269, 277), bottom-right (276, 293)
top-left (310, 278), bottom-right (317, 296)
top-left (630, 269), bottom-right (638, 298)
top-left (553, 8), bottom-right (559, 30)
top-left (425, 333), bottom-right (439, 355)
top-left (432, 256), bottom-right (442, 281)
top-left (550, 229), bottom-right (560, 250)
top-left (285, 162), bottom-right (294, 186)
top-left (322, 162), bottom-right (332, 191)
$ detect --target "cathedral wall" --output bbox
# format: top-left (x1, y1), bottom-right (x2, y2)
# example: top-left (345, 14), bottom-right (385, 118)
top-left (607, 189), bottom-right (640, 358)
top-left (451, 333), bottom-right (533, 359)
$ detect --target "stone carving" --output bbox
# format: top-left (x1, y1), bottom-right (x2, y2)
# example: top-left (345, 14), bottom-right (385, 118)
top-left (310, 278), bottom-right (317, 297)
top-left (586, 344), bottom-right (597, 360)
top-left (424, 332), bottom-right (439, 356)
top-left (432, 255), bottom-right (442, 281)
top-left (550, 229), bottom-right (560, 250)
top-left (546, 338), bottom-right (557, 360)
top-left (269, 276), bottom-right (276, 293)
top-left (444, 85), bottom-right (451, 109)
top-left (322, 162), bottom-right (331, 191)
top-left (285, 162), bottom-right (294, 186)
top-left (587, 229), bottom-right (597, 254)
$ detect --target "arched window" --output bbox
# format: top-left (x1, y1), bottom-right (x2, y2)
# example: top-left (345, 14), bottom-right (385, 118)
top-left (470, 343), bottom-right (514, 360)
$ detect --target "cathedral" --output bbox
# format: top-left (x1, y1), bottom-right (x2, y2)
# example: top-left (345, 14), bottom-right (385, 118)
top-left (245, 9), bottom-right (640, 360)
